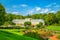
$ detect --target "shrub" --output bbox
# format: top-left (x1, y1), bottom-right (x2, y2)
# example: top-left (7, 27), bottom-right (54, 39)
top-left (23, 32), bottom-right (44, 40)
top-left (24, 21), bottom-right (31, 26)
top-left (36, 22), bottom-right (43, 28)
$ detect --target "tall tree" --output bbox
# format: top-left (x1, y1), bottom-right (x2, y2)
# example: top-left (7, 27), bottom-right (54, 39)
top-left (31, 14), bottom-right (40, 19)
top-left (44, 13), bottom-right (55, 25)
top-left (0, 4), bottom-right (6, 25)
top-left (56, 11), bottom-right (60, 23)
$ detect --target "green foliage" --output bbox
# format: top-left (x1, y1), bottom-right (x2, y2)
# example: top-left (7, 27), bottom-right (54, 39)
top-left (3, 21), bottom-right (15, 26)
top-left (56, 11), bottom-right (60, 23)
top-left (31, 14), bottom-right (46, 19)
top-left (24, 21), bottom-right (31, 26)
top-left (31, 14), bottom-right (40, 19)
top-left (24, 32), bottom-right (44, 40)
top-left (25, 14), bottom-right (31, 18)
top-left (44, 13), bottom-right (56, 25)
top-left (5, 14), bottom-right (24, 21)
top-left (36, 22), bottom-right (43, 28)
top-left (3, 22), bottom-right (10, 26)
top-left (0, 4), bottom-right (6, 25)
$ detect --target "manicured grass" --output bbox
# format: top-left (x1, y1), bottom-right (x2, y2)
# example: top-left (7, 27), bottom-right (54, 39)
top-left (0, 29), bottom-right (25, 35)
top-left (0, 30), bottom-right (37, 40)
top-left (45, 26), bottom-right (60, 30)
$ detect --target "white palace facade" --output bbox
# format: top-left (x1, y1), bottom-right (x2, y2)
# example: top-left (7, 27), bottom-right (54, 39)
top-left (12, 18), bottom-right (45, 26)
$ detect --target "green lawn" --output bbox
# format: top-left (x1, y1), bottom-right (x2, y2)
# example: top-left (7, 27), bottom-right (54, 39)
top-left (45, 26), bottom-right (60, 31)
top-left (0, 30), bottom-right (37, 40)
top-left (0, 29), bottom-right (24, 35)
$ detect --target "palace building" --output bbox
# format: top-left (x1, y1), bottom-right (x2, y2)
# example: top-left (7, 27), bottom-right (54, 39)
top-left (12, 18), bottom-right (45, 27)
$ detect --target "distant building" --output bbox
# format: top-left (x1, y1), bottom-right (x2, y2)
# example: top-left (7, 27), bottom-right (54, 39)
top-left (12, 18), bottom-right (45, 26)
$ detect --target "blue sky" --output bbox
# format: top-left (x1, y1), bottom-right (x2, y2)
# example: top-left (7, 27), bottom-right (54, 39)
top-left (0, 0), bottom-right (60, 15)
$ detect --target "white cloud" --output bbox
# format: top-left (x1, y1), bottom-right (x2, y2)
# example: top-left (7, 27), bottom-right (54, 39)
top-left (40, 8), bottom-right (49, 13)
top-left (12, 4), bottom-right (28, 8)
top-left (44, 9), bottom-right (49, 13)
top-left (49, 11), bottom-right (56, 13)
top-left (27, 10), bottom-right (34, 15)
top-left (20, 4), bottom-right (28, 7)
top-left (35, 7), bottom-right (41, 11)
top-left (6, 8), bottom-right (11, 13)
top-left (26, 6), bottom-right (51, 15)
top-left (50, 11), bottom-right (55, 12)
top-left (12, 12), bottom-right (19, 15)
top-left (27, 7), bottom-right (41, 15)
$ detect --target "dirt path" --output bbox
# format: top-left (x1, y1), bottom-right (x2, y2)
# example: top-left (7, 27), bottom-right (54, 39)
top-left (49, 34), bottom-right (58, 40)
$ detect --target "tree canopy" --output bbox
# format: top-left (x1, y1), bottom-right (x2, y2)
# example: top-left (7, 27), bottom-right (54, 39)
top-left (0, 4), bottom-right (6, 25)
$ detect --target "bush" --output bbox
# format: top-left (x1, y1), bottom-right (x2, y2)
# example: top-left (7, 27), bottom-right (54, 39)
top-left (24, 26), bottom-right (30, 29)
top-left (23, 32), bottom-right (44, 40)
top-left (36, 22), bottom-right (43, 28)
top-left (24, 21), bottom-right (31, 26)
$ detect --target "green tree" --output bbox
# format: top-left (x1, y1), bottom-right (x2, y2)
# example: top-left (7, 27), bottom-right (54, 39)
top-left (44, 13), bottom-right (55, 25)
top-left (31, 14), bottom-right (40, 19)
top-left (25, 14), bottom-right (31, 18)
top-left (24, 21), bottom-right (31, 26)
top-left (38, 13), bottom-right (47, 19)
top-left (56, 11), bottom-right (60, 24)
top-left (5, 13), bottom-right (24, 23)
top-left (0, 4), bottom-right (6, 25)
